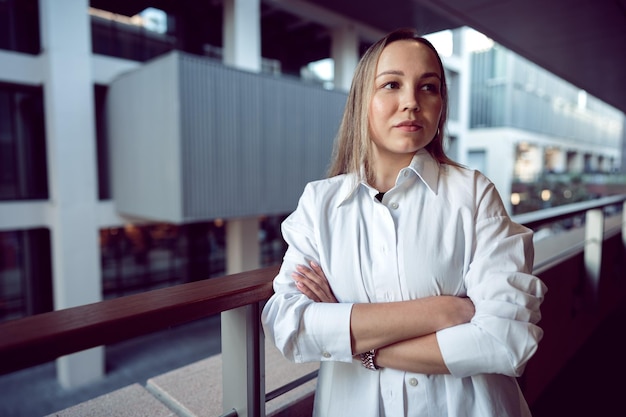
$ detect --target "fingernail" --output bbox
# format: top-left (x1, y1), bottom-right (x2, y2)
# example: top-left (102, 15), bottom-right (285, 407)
top-left (310, 261), bottom-right (319, 268)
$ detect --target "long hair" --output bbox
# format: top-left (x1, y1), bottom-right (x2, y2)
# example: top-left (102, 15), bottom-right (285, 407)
top-left (327, 28), bottom-right (461, 182)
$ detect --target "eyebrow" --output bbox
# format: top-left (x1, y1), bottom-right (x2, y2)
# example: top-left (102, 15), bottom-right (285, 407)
top-left (375, 70), bottom-right (442, 80)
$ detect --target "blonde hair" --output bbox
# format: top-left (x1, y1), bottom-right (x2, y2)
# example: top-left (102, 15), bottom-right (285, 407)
top-left (327, 28), bottom-right (461, 182)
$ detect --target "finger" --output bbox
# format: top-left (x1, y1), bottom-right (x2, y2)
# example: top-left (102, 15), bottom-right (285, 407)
top-left (292, 272), bottom-right (322, 302)
top-left (309, 261), bottom-right (327, 279)
top-left (296, 264), bottom-right (326, 288)
top-left (294, 279), bottom-right (317, 301)
top-left (293, 268), bottom-right (328, 302)
top-left (299, 263), bottom-right (339, 303)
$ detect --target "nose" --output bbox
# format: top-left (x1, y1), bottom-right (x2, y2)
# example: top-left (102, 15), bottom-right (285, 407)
top-left (402, 91), bottom-right (420, 112)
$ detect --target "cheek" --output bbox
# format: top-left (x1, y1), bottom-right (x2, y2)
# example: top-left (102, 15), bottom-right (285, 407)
top-left (428, 98), bottom-right (444, 120)
top-left (370, 95), bottom-right (393, 115)
top-left (369, 97), bottom-right (391, 128)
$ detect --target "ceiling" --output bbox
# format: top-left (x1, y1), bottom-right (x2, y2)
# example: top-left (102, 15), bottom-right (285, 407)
top-left (317, 0), bottom-right (626, 114)
top-left (413, 0), bottom-right (626, 115)
top-left (91, 0), bottom-right (626, 114)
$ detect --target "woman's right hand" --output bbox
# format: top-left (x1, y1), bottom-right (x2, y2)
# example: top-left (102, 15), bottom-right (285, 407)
top-left (292, 261), bottom-right (338, 303)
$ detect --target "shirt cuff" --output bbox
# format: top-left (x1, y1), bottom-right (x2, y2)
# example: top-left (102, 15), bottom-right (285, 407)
top-left (299, 302), bottom-right (354, 363)
top-left (436, 323), bottom-right (507, 377)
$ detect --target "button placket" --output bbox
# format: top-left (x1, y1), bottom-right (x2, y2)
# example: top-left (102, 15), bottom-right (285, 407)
top-left (371, 192), bottom-right (400, 301)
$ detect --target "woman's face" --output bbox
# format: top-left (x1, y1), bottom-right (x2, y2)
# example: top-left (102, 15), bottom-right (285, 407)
top-left (368, 39), bottom-right (443, 162)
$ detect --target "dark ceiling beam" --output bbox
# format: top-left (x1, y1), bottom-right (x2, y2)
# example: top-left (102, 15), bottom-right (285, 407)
top-left (413, 0), bottom-right (626, 113)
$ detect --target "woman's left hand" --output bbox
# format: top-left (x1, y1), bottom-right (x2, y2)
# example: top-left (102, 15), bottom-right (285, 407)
top-left (292, 261), bottom-right (338, 303)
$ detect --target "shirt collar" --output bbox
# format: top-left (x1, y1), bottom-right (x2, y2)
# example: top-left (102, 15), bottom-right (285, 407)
top-left (337, 149), bottom-right (440, 207)
top-left (406, 148), bottom-right (440, 195)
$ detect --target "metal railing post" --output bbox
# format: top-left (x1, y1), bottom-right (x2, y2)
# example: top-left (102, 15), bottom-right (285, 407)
top-left (221, 303), bottom-right (266, 417)
top-left (584, 208), bottom-right (604, 308)
top-left (247, 302), bottom-right (265, 417)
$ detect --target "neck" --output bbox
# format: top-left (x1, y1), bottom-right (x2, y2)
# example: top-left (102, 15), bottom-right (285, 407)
top-left (369, 152), bottom-right (414, 192)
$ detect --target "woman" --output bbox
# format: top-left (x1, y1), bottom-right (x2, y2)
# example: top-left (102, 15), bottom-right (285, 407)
top-left (262, 28), bottom-right (547, 417)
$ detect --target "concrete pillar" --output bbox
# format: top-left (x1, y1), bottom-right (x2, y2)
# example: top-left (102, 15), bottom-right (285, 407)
top-left (226, 217), bottom-right (261, 274)
top-left (536, 145), bottom-right (546, 178)
top-left (455, 28), bottom-right (473, 168)
top-left (331, 25), bottom-right (359, 91)
top-left (222, 4), bottom-right (264, 414)
top-left (223, 0), bottom-right (262, 72)
top-left (39, 0), bottom-right (104, 388)
top-left (223, 218), bottom-right (263, 417)
top-left (545, 146), bottom-right (566, 173)
top-left (554, 148), bottom-right (567, 173)
top-left (567, 150), bottom-right (584, 173)
top-left (584, 209), bottom-right (604, 309)
top-left (483, 138), bottom-right (516, 213)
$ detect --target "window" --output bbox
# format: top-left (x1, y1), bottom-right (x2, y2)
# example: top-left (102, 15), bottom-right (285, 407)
top-left (0, 228), bottom-right (52, 323)
top-left (95, 85), bottom-right (110, 200)
top-left (90, 9), bottom-right (175, 62)
top-left (0, 83), bottom-right (48, 201)
top-left (260, 215), bottom-right (288, 267)
top-left (100, 221), bottom-right (227, 299)
top-left (100, 215), bottom-right (287, 299)
top-left (0, 0), bottom-right (40, 54)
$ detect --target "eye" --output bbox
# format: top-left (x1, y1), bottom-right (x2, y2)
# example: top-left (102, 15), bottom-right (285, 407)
top-left (382, 81), bottom-right (400, 90)
top-left (421, 83), bottom-right (440, 93)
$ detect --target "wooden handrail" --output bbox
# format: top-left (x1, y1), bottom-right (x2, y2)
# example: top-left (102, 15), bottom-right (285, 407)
top-left (0, 265), bottom-right (278, 376)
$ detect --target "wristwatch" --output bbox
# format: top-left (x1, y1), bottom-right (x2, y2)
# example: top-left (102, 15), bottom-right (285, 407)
top-left (360, 349), bottom-right (381, 370)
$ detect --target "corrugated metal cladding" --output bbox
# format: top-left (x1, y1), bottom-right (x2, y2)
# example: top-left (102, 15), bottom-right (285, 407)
top-left (178, 53), bottom-right (346, 221)
top-left (470, 47), bottom-right (623, 146)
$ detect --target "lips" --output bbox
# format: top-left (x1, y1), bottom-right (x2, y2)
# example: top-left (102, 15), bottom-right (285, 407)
top-left (394, 120), bottom-right (422, 131)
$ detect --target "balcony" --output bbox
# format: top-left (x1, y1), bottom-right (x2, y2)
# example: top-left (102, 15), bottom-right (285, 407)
top-left (1, 195), bottom-right (625, 416)
top-left (107, 51), bottom-right (346, 223)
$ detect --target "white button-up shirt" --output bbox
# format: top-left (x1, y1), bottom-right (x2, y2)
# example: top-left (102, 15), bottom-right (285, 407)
top-left (262, 149), bottom-right (547, 417)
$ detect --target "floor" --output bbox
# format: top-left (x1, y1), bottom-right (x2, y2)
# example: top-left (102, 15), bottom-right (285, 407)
top-left (1, 303), bottom-right (625, 417)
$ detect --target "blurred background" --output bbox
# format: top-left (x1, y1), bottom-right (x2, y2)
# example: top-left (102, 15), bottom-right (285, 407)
top-left (1, 0), bottom-right (624, 416)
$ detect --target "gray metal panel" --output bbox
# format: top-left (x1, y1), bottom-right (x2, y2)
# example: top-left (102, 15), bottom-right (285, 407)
top-left (179, 53), bottom-right (345, 221)
top-left (470, 48), bottom-right (623, 147)
top-left (108, 52), bottom-right (183, 222)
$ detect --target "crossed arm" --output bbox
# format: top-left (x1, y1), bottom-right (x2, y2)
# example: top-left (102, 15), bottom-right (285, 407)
top-left (293, 262), bottom-right (475, 374)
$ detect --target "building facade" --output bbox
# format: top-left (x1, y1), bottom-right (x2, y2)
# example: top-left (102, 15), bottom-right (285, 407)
top-left (463, 41), bottom-right (624, 214)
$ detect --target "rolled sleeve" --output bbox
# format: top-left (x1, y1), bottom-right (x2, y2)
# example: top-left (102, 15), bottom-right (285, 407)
top-left (299, 302), bottom-right (355, 362)
top-left (438, 185), bottom-right (547, 377)
top-left (262, 282), bottom-right (354, 363)
top-left (262, 182), bottom-right (355, 364)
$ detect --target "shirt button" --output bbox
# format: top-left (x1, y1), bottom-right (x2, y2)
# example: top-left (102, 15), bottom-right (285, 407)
top-left (403, 171), bottom-right (409, 177)
top-left (408, 378), bottom-right (418, 386)
top-left (322, 352), bottom-right (331, 359)
top-left (390, 202), bottom-right (399, 209)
